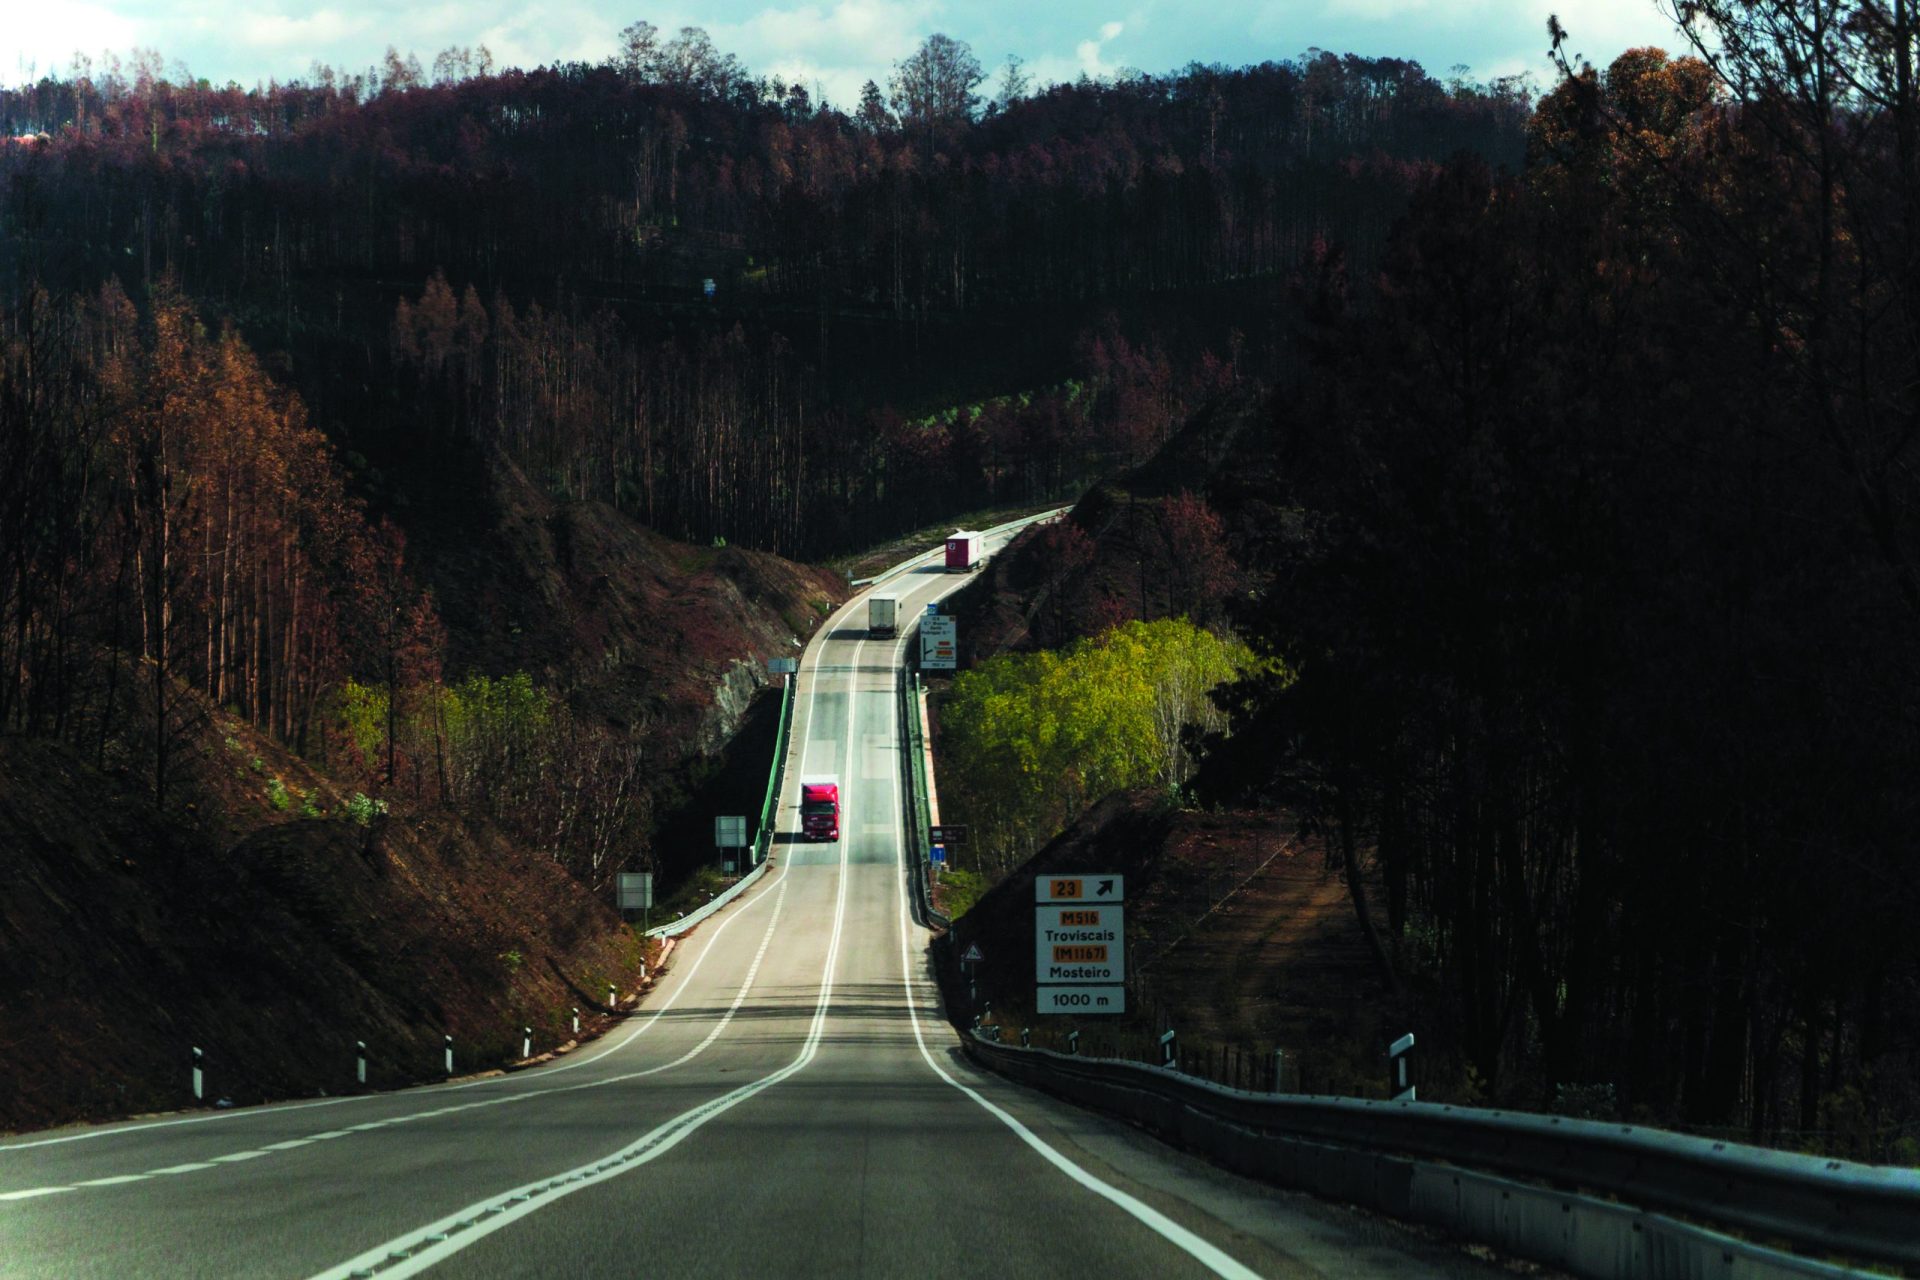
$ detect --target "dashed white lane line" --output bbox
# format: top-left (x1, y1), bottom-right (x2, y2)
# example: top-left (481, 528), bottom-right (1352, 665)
top-left (0, 873), bottom-right (794, 1203)
top-left (307, 836), bottom-right (851, 1280)
top-left (0, 1186), bottom-right (72, 1201)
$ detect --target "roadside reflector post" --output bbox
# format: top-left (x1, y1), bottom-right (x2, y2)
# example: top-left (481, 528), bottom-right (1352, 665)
top-left (522, 1027), bottom-right (532, 1059)
top-left (571, 1007), bottom-right (580, 1036)
top-left (1067, 1030), bottom-right (1080, 1055)
top-left (356, 1040), bottom-right (368, 1087)
top-left (1160, 1028), bottom-right (1177, 1069)
top-left (192, 1046), bottom-right (204, 1101)
top-left (444, 1035), bottom-right (454, 1076)
top-left (1020, 1027), bottom-right (1031, 1048)
top-left (608, 982), bottom-right (618, 1010)
top-left (1388, 1032), bottom-right (1416, 1102)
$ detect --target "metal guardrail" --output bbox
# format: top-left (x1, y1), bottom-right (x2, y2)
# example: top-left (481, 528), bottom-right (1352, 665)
top-left (850, 507), bottom-right (1068, 587)
top-left (899, 663), bottom-right (949, 930)
top-left (646, 674), bottom-right (795, 940)
top-left (961, 1036), bottom-right (1920, 1275)
top-left (752, 674), bottom-right (795, 865)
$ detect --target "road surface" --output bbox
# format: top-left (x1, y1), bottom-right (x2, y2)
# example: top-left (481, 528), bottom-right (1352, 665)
top-left (0, 517), bottom-right (1506, 1278)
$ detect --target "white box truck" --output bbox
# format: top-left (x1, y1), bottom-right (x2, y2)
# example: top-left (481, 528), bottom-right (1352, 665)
top-left (868, 595), bottom-right (898, 637)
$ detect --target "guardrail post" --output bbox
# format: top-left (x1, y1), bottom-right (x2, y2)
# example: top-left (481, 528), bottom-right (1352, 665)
top-left (1388, 1031), bottom-right (1416, 1101)
top-left (356, 1040), bottom-right (367, 1086)
top-left (1160, 1028), bottom-right (1177, 1068)
top-left (444, 1035), bottom-right (454, 1075)
top-left (192, 1046), bottom-right (204, 1101)
top-left (1067, 1030), bottom-right (1079, 1055)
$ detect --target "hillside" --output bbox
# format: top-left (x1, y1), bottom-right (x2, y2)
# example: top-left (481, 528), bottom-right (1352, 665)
top-left (940, 794), bottom-right (1410, 1099)
top-left (0, 717), bottom-right (645, 1133)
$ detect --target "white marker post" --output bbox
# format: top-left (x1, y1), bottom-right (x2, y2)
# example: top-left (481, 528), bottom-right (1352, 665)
top-left (608, 982), bottom-right (618, 1010)
top-left (192, 1047), bottom-right (204, 1102)
top-left (444, 1035), bottom-right (454, 1076)
top-left (1389, 1032), bottom-right (1416, 1102)
top-left (571, 1007), bottom-right (580, 1036)
top-left (1067, 1030), bottom-right (1080, 1055)
top-left (356, 1040), bottom-right (367, 1087)
top-left (1160, 1028), bottom-right (1177, 1068)
top-left (522, 1027), bottom-right (532, 1059)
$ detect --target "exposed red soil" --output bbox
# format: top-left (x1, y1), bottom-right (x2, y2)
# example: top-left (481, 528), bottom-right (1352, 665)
top-left (943, 793), bottom-right (1403, 1096)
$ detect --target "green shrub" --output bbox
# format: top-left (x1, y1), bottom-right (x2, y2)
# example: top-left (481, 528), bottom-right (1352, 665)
top-left (344, 792), bottom-right (387, 825)
top-left (266, 777), bottom-right (290, 811)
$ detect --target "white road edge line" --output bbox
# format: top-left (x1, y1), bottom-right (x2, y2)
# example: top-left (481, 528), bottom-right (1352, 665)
top-left (306, 825), bottom-right (851, 1280)
top-left (0, 872), bottom-right (794, 1201)
top-left (304, 609), bottom-right (874, 1280)
top-left (0, 769), bottom-right (796, 1161)
top-left (881, 531), bottom-right (1261, 1280)
top-left (0, 512), bottom-right (1055, 1159)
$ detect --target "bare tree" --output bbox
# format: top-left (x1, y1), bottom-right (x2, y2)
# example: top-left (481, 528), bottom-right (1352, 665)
top-left (889, 33), bottom-right (984, 152)
top-left (994, 54), bottom-right (1032, 113)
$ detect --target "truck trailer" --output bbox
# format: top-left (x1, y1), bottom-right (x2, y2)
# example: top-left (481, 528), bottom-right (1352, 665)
top-left (945, 531), bottom-right (983, 572)
top-left (799, 776), bottom-right (841, 842)
top-left (868, 595), bottom-right (898, 637)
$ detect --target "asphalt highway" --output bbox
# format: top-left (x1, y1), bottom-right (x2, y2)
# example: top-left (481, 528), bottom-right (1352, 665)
top-left (0, 517), bottom-right (1510, 1278)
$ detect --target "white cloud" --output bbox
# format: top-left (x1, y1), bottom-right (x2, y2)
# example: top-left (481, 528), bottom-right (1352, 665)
top-left (235, 10), bottom-right (370, 51)
top-left (6, 1), bottom-right (146, 82)
top-left (708, 0), bottom-right (937, 106)
top-left (1070, 17), bottom-right (1125, 79)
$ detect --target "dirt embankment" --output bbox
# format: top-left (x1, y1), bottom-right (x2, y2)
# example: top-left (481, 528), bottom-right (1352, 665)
top-left (941, 793), bottom-right (1403, 1095)
top-left (0, 721), bottom-right (649, 1134)
top-left (425, 458), bottom-right (842, 753)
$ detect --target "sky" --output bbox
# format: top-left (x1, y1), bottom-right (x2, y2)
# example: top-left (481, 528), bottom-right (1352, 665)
top-left (4, 1), bottom-right (1691, 106)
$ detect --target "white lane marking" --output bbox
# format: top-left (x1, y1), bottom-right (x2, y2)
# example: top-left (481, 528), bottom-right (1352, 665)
top-left (0, 835), bottom-right (791, 1160)
top-left (0, 875), bottom-right (793, 1201)
top-left (0, 518), bottom-right (1062, 1162)
top-left (308, 839), bottom-right (852, 1280)
top-left (0, 1186), bottom-right (73, 1200)
top-left (881, 608), bottom-right (1260, 1280)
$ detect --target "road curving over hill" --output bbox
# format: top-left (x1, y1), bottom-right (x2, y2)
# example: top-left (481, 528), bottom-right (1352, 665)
top-left (0, 517), bottom-right (1510, 1279)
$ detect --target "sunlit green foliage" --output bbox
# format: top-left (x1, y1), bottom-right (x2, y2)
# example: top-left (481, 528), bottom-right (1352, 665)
top-left (940, 619), bottom-right (1264, 873)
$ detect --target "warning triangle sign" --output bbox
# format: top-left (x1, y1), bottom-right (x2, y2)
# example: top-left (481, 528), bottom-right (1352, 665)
top-left (960, 942), bottom-right (984, 963)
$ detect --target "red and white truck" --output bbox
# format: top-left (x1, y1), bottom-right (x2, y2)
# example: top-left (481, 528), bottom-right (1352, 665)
top-left (799, 776), bottom-right (841, 842)
top-left (945, 531), bottom-right (983, 572)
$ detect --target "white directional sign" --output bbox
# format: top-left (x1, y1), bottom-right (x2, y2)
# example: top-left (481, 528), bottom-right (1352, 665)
top-left (1037, 985), bottom-right (1127, 1014)
top-left (1034, 903), bottom-right (1125, 983)
top-left (1034, 874), bottom-right (1124, 904)
top-left (616, 872), bottom-right (654, 909)
top-left (715, 815), bottom-right (748, 848)
top-left (920, 614), bottom-right (957, 670)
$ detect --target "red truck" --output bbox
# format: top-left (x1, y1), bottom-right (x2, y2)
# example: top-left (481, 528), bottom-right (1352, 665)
top-left (945, 531), bottom-right (983, 572)
top-left (799, 776), bottom-right (841, 841)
